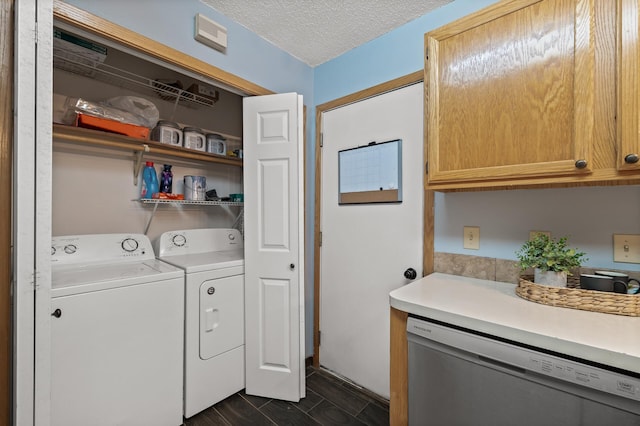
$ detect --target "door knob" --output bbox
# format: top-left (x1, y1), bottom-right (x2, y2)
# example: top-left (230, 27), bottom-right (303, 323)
top-left (404, 268), bottom-right (417, 280)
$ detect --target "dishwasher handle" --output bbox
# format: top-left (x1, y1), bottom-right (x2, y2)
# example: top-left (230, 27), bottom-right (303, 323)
top-left (478, 354), bottom-right (526, 375)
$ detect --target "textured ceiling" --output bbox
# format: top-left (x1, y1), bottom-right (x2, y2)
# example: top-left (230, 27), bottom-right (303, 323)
top-left (200, 0), bottom-right (452, 66)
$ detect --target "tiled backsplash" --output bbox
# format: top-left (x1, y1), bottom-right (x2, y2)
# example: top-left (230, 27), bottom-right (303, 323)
top-left (434, 252), bottom-right (640, 284)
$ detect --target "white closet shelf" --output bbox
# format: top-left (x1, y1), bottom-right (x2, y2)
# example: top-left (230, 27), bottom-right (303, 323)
top-left (136, 198), bottom-right (244, 235)
top-left (137, 199), bottom-right (244, 207)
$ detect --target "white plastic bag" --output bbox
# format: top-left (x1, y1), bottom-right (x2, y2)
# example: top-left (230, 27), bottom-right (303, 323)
top-left (104, 96), bottom-right (160, 128)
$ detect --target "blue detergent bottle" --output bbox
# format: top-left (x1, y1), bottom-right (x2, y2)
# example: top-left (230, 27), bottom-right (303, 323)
top-left (141, 161), bottom-right (159, 199)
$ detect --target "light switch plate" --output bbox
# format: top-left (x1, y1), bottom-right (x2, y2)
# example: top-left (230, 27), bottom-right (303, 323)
top-left (463, 226), bottom-right (480, 250)
top-left (613, 234), bottom-right (640, 264)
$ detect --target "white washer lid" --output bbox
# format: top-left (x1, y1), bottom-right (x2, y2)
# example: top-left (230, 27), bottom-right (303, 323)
top-left (159, 249), bottom-right (244, 274)
top-left (51, 259), bottom-right (183, 297)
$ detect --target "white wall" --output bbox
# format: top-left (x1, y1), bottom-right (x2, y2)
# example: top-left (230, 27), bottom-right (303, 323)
top-left (52, 149), bottom-right (243, 244)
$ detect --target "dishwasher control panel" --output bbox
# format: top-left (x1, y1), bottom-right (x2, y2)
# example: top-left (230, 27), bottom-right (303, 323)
top-left (526, 353), bottom-right (640, 401)
top-left (407, 317), bottom-right (640, 403)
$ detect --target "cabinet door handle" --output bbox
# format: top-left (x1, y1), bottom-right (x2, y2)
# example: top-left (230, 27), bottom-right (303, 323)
top-left (574, 159), bottom-right (588, 169)
top-left (624, 154), bottom-right (639, 164)
top-left (51, 309), bottom-right (62, 318)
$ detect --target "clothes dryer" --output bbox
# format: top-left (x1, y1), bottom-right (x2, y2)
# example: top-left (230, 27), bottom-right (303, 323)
top-left (50, 233), bottom-right (184, 426)
top-left (156, 228), bottom-right (245, 418)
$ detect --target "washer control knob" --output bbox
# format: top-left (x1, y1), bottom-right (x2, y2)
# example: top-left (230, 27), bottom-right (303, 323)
top-left (121, 237), bottom-right (139, 252)
top-left (64, 244), bottom-right (77, 254)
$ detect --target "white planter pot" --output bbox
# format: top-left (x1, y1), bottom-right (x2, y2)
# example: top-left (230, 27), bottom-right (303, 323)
top-left (534, 268), bottom-right (567, 287)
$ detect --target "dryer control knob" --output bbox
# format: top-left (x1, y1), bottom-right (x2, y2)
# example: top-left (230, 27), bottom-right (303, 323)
top-left (172, 234), bottom-right (187, 247)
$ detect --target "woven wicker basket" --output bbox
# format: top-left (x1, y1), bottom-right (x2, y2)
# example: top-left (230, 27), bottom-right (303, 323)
top-left (516, 277), bottom-right (640, 317)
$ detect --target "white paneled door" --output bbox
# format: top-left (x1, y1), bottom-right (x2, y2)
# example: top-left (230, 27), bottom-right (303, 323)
top-left (15, 0), bottom-right (53, 425)
top-left (243, 93), bottom-right (305, 401)
top-left (320, 83), bottom-right (424, 398)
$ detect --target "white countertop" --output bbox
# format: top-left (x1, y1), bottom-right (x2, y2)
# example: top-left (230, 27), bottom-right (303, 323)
top-left (390, 273), bottom-right (640, 373)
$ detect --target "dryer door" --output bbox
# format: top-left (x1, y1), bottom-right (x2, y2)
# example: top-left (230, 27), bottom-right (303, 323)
top-left (199, 275), bottom-right (244, 359)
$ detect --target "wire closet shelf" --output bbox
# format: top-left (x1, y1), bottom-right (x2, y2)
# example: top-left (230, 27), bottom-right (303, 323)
top-left (53, 51), bottom-right (218, 109)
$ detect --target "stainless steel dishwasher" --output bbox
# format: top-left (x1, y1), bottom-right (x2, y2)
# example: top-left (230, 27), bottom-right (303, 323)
top-left (407, 316), bottom-right (640, 425)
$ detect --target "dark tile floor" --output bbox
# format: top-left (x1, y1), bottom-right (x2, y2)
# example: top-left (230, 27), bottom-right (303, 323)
top-left (184, 366), bottom-right (390, 426)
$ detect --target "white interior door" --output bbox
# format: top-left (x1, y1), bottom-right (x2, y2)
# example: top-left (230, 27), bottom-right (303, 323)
top-left (320, 83), bottom-right (423, 398)
top-left (15, 1), bottom-right (53, 425)
top-left (243, 92), bottom-right (305, 401)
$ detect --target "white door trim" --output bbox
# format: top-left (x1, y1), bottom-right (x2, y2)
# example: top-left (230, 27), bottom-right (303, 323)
top-left (34, 1), bottom-right (54, 424)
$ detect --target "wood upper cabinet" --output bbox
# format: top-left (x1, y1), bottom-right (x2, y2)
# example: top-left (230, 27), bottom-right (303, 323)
top-left (425, 0), bottom-right (640, 190)
top-left (618, 0), bottom-right (640, 171)
top-left (426, 0), bottom-right (595, 188)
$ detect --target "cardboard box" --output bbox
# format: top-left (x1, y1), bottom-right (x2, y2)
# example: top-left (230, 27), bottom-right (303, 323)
top-left (186, 83), bottom-right (219, 104)
top-left (53, 29), bottom-right (107, 77)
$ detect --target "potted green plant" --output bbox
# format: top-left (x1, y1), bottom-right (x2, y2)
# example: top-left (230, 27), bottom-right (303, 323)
top-left (515, 234), bottom-right (587, 287)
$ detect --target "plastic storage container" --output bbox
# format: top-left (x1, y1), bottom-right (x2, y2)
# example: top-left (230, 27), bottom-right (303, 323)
top-left (151, 120), bottom-right (182, 146)
top-left (183, 127), bottom-right (206, 151)
top-left (141, 161), bottom-right (159, 199)
top-left (206, 133), bottom-right (226, 155)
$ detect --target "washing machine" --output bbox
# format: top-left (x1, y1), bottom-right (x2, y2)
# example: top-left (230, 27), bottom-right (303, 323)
top-left (156, 228), bottom-right (245, 418)
top-left (50, 233), bottom-right (184, 426)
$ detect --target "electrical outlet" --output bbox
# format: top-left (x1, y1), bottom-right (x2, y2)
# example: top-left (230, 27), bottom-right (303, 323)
top-left (463, 226), bottom-right (480, 250)
top-left (613, 234), bottom-right (640, 263)
top-left (529, 230), bottom-right (551, 240)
